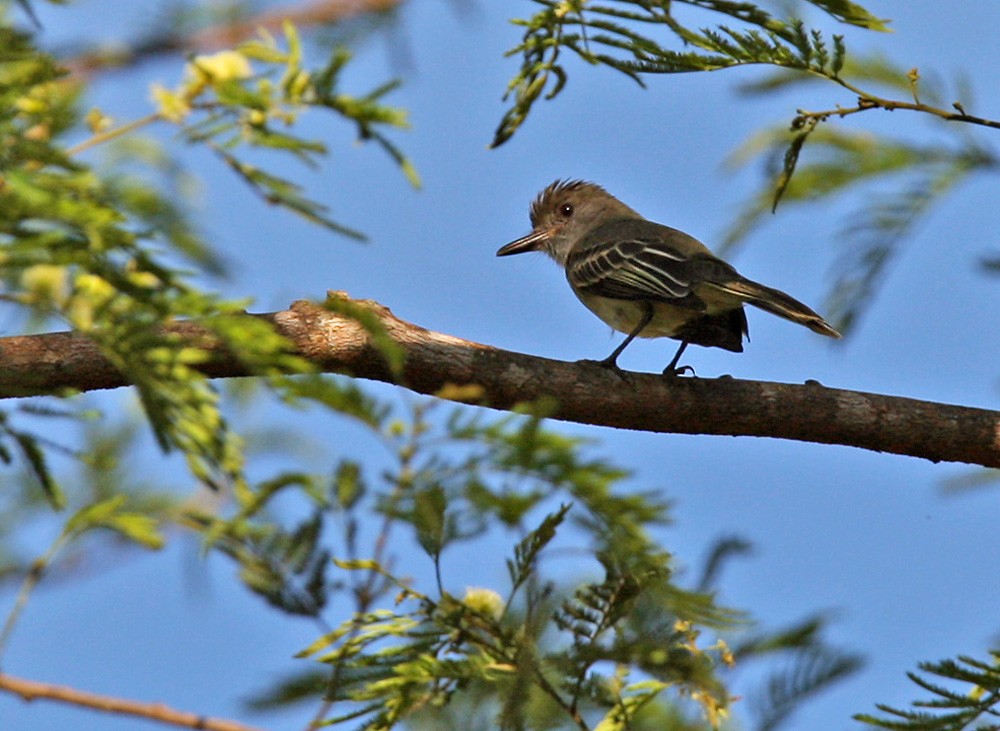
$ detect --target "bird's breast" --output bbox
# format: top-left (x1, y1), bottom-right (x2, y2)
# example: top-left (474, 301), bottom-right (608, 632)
top-left (573, 292), bottom-right (695, 338)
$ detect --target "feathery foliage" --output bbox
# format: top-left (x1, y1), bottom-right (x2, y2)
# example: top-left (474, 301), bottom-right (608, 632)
top-left (751, 647), bottom-right (864, 730)
top-left (211, 403), bottom-right (749, 729)
top-left (856, 652), bottom-right (1000, 731)
top-left (3, 2), bottom-right (997, 730)
top-left (495, 0), bottom-right (887, 147)
top-left (722, 123), bottom-right (997, 333)
top-left (0, 18), bottom-right (415, 498)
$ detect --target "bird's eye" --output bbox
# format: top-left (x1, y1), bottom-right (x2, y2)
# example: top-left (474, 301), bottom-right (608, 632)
top-left (559, 203), bottom-right (574, 217)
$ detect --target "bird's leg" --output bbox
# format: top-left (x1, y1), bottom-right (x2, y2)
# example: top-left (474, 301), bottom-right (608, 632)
top-left (662, 341), bottom-right (694, 377)
top-left (590, 304), bottom-right (653, 371)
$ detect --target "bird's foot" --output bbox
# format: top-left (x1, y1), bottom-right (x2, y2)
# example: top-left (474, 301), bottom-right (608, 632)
top-left (578, 357), bottom-right (628, 378)
top-left (662, 364), bottom-right (696, 378)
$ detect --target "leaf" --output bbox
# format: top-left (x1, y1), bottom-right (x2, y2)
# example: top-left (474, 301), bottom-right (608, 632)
top-left (856, 652), bottom-right (1000, 730)
top-left (64, 495), bottom-right (165, 549)
top-left (12, 430), bottom-right (63, 509)
top-left (243, 668), bottom-right (329, 710)
top-left (772, 117), bottom-right (818, 212)
top-left (101, 511), bottom-right (165, 549)
top-left (594, 679), bottom-right (669, 731)
top-left (696, 535), bottom-right (753, 591)
top-left (825, 153), bottom-right (984, 334)
top-left (412, 485), bottom-right (447, 558)
top-left (207, 510), bottom-right (330, 616)
top-left (805, 0), bottom-right (892, 32)
top-left (275, 374), bottom-right (390, 430)
top-left (753, 648), bottom-right (864, 731)
top-left (322, 293), bottom-right (406, 377)
top-left (333, 460), bottom-right (365, 510)
top-left (722, 125), bottom-right (996, 333)
top-left (506, 503), bottom-right (571, 594)
top-left (211, 146), bottom-right (367, 238)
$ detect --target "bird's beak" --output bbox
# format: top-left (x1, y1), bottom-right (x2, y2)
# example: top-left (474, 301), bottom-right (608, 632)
top-left (496, 228), bottom-right (552, 257)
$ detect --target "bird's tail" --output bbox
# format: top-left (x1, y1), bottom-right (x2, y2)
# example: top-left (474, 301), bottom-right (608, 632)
top-left (706, 279), bottom-right (842, 339)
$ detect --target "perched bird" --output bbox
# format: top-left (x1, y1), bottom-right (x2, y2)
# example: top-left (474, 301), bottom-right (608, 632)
top-left (497, 180), bottom-right (840, 375)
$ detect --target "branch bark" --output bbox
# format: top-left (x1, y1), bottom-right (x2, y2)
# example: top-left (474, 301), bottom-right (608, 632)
top-left (1, 293), bottom-right (998, 468)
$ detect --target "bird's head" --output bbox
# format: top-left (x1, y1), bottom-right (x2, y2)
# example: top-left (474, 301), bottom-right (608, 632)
top-left (496, 180), bottom-right (641, 264)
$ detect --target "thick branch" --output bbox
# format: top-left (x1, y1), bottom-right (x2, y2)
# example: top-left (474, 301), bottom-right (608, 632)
top-left (0, 672), bottom-right (262, 731)
top-left (0, 294), bottom-right (998, 468)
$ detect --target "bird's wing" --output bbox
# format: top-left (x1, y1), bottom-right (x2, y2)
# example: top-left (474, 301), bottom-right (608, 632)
top-left (566, 220), bottom-right (729, 305)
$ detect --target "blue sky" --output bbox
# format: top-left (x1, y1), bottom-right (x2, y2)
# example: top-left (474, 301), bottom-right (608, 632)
top-left (3, 1), bottom-right (1000, 729)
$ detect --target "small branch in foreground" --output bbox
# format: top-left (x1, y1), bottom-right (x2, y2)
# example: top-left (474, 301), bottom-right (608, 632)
top-left (0, 672), bottom-right (263, 731)
top-left (793, 73), bottom-right (1000, 131)
top-left (793, 97), bottom-right (1000, 130)
top-left (0, 293), bottom-right (998, 469)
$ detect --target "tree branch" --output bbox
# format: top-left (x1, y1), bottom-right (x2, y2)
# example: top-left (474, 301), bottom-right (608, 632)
top-left (1, 293), bottom-right (998, 468)
top-left (0, 672), bottom-right (263, 731)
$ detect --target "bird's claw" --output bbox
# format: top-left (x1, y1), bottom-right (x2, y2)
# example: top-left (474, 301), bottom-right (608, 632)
top-left (577, 357), bottom-right (628, 379)
top-left (662, 364), bottom-right (696, 378)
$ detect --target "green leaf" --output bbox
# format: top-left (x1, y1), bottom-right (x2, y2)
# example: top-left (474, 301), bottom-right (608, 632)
top-left (274, 373), bottom-right (390, 429)
top-left (101, 511), bottom-right (165, 549)
top-left (64, 495), bottom-right (128, 535)
top-left (211, 146), bottom-right (367, 238)
top-left (12, 430), bottom-right (63, 509)
top-left (244, 669), bottom-right (329, 710)
top-left (506, 503), bottom-right (571, 595)
top-left (412, 485), bottom-right (447, 558)
top-left (805, 0), bottom-right (891, 32)
top-left (64, 495), bottom-right (164, 549)
top-left (594, 679), bottom-right (668, 731)
top-left (754, 648), bottom-right (864, 730)
top-left (322, 293), bottom-right (406, 377)
top-left (333, 460), bottom-right (365, 510)
top-left (856, 652), bottom-right (1000, 730)
top-left (773, 118), bottom-right (818, 212)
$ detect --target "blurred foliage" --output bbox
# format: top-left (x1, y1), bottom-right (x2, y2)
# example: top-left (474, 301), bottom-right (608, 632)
top-left (0, 12), bottom-right (414, 499)
top-left (150, 22), bottom-right (419, 234)
top-left (722, 123), bottom-right (997, 333)
top-left (221, 402), bottom-right (861, 730)
top-left (855, 652), bottom-right (1000, 731)
top-left (940, 468), bottom-right (1000, 497)
top-left (741, 631), bottom-right (864, 731)
top-left (0, 2), bottom-right (997, 730)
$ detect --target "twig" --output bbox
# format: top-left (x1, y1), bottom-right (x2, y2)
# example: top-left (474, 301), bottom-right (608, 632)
top-left (65, 112), bottom-right (162, 157)
top-left (793, 96), bottom-right (1000, 130)
top-left (793, 72), bottom-right (1000, 130)
top-left (0, 537), bottom-right (68, 661)
top-left (0, 672), bottom-right (264, 731)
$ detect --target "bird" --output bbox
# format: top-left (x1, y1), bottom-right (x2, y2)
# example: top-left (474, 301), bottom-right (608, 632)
top-left (496, 180), bottom-right (841, 375)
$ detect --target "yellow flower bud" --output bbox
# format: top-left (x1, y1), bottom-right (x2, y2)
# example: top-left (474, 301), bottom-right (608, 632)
top-left (190, 50), bottom-right (254, 83)
top-left (150, 84), bottom-right (191, 123)
top-left (462, 587), bottom-right (504, 621)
